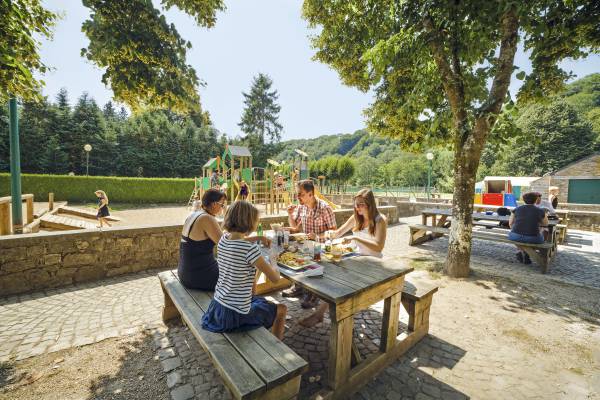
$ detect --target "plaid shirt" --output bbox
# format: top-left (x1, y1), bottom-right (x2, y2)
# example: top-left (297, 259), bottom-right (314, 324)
top-left (293, 199), bottom-right (336, 235)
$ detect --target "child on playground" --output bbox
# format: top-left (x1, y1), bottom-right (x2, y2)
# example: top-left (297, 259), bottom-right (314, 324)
top-left (95, 190), bottom-right (112, 228)
top-left (202, 201), bottom-right (287, 339)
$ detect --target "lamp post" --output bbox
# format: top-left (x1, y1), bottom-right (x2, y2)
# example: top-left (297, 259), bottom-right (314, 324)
top-left (426, 152), bottom-right (434, 201)
top-left (84, 144), bottom-right (92, 176)
top-left (9, 98), bottom-right (23, 234)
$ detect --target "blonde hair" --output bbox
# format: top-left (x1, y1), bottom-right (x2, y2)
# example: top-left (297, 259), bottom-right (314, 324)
top-left (223, 200), bottom-right (259, 234)
top-left (95, 190), bottom-right (109, 204)
top-left (353, 189), bottom-right (381, 235)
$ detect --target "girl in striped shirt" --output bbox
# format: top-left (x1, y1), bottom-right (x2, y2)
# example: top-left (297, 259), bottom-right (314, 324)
top-left (202, 201), bottom-right (287, 339)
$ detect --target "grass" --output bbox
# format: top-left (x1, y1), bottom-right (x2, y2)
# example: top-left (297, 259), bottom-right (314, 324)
top-left (409, 257), bottom-right (445, 279)
top-left (503, 328), bottom-right (550, 353)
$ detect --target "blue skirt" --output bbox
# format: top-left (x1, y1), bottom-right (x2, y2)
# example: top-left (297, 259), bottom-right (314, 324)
top-left (202, 297), bottom-right (277, 333)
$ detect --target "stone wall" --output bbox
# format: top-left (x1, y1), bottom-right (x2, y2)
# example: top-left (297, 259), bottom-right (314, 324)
top-left (554, 153), bottom-right (600, 176)
top-left (0, 206), bottom-right (398, 296)
top-left (0, 224), bottom-right (181, 297)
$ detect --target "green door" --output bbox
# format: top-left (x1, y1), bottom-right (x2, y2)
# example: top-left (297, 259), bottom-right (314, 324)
top-left (568, 179), bottom-right (600, 204)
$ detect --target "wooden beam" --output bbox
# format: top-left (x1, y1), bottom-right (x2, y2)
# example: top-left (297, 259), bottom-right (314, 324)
top-left (380, 292), bottom-right (401, 352)
top-left (327, 314), bottom-right (353, 390)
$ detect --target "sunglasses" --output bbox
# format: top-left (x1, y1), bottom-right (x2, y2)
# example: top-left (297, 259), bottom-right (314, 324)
top-left (354, 202), bottom-right (367, 208)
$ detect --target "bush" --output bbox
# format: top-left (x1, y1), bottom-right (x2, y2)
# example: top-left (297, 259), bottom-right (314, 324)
top-left (0, 173), bottom-right (195, 203)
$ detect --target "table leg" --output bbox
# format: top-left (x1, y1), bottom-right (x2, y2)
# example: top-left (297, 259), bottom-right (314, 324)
top-left (421, 213), bottom-right (427, 225)
top-left (380, 292), bottom-right (401, 352)
top-left (328, 314), bottom-right (353, 390)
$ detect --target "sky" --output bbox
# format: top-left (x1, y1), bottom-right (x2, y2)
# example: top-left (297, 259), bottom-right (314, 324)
top-left (37, 1), bottom-right (600, 141)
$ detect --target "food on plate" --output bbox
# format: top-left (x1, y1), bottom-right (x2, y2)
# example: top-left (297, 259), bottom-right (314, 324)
top-left (290, 233), bottom-right (307, 242)
top-left (278, 251), bottom-right (311, 268)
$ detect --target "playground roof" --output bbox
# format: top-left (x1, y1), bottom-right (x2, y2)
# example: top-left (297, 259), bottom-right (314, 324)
top-left (294, 149), bottom-right (308, 157)
top-left (482, 176), bottom-right (539, 186)
top-left (226, 145), bottom-right (252, 157)
top-left (203, 158), bottom-right (218, 168)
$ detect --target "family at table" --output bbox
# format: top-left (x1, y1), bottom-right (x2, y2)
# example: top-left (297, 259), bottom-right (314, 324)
top-left (177, 179), bottom-right (388, 339)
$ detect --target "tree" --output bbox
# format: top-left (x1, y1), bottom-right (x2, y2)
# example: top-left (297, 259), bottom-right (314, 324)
top-left (496, 100), bottom-right (596, 175)
top-left (238, 73), bottom-right (284, 166)
top-left (2, 0), bottom-right (225, 113)
top-left (0, 0), bottom-right (57, 102)
top-left (303, 0), bottom-right (600, 277)
top-left (70, 93), bottom-right (106, 174)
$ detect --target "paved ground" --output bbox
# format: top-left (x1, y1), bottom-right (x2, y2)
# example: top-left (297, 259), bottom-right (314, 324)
top-left (1, 218), bottom-right (600, 399)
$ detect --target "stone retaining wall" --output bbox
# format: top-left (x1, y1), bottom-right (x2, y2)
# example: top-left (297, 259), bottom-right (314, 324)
top-left (0, 206), bottom-right (398, 296)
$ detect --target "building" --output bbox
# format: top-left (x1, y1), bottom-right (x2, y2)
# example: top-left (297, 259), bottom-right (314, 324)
top-left (530, 152), bottom-right (600, 204)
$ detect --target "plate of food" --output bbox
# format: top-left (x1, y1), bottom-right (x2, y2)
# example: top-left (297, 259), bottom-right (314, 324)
top-left (322, 244), bottom-right (357, 262)
top-left (289, 233), bottom-right (308, 242)
top-left (278, 251), bottom-right (314, 270)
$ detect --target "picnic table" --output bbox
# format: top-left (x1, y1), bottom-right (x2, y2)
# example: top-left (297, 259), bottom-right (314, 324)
top-left (421, 208), bottom-right (560, 245)
top-left (411, 208), bottom-right (560, 272)
top-left (272, 253), bottom-right (415, 399)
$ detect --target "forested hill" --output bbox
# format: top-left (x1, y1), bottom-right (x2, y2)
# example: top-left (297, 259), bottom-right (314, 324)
top-left (277, 130), bottom-right (404, 161)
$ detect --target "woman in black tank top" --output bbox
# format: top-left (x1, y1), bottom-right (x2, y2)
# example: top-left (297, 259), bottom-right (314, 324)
top-left (178, 189), bottom-right (227, 290)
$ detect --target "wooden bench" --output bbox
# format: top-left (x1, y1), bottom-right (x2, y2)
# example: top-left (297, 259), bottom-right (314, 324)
top-left (401, 280), bottom-right (438, 332)
top-left (159, 270), bottom-right (308, 400)
top-left (409, 224), bottom-right (555, 273)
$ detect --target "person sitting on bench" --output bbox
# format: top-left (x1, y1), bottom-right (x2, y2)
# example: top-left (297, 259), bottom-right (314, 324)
top-left (202, 201), bottom-right (287, 339)
top-left (508, 191), bottom-right (548, 264)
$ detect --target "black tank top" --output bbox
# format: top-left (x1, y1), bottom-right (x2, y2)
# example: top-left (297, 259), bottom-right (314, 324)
top-left (177, 211), bottom-right (219, 290)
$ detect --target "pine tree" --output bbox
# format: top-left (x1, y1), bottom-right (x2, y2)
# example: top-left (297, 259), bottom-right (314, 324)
top-left (70, 93), bottom-right (106, 175)
top-left (238, 73), bottom-right (283, 166)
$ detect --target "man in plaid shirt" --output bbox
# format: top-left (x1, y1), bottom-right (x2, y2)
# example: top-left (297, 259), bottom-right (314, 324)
top-left (284, 179), bottom-right (336, 306)
top-left (287, 180), bottom-right (336, 239)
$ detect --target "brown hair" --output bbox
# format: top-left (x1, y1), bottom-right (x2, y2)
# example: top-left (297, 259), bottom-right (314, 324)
top-left (223, 200), bottom-right (259, 234)
top-left (202, 189), bottom-right (226, 209)
top-left (296, 179), bottom-right (314, 194)
top-left (522, 191), bottom-right (540, 205)
top-left (353, 189), bottom-right (381, 235)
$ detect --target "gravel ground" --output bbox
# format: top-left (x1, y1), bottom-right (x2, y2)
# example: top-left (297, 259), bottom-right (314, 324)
top-left (0, 330), bottom-right (169, 400)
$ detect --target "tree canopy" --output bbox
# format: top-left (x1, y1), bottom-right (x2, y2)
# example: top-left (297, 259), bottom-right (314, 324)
top-left (0, 0), bottom-right (57, 102)
top-left (302, 0), bottom-right (600, 277)
top-left (1, 0), bottom-right (225, 114)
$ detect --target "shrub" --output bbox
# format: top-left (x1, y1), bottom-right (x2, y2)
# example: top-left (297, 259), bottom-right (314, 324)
top-left (0, 173), bottom-right (195, 203)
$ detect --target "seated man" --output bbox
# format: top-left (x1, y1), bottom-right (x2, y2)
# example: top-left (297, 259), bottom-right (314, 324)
top-left (508, 191), bottom-right (548, 264)
top-left (283, 179), bottom-right (336, 307)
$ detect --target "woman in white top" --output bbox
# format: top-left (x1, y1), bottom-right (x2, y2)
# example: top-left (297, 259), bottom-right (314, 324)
top-left (328, 188), bottom-right (387, 257)
top-left (300, 188), bottom-right (387, 327)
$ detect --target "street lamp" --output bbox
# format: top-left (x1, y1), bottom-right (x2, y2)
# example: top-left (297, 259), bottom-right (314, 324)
top-left (426, 152), bottom-right (434, 201)
top-left (84, 144), bottom-right (92, 176)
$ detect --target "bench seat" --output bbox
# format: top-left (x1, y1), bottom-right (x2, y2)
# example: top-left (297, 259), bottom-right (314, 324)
top-left (401, 280), bottom-right (438, 332)
top-left (159, 270), bottom-right (308, 400)
top-left (408, 224), bottom-right (554, 273)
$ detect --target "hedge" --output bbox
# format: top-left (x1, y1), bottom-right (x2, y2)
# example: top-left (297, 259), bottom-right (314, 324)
top-left (0, 173), bottom-right (195, 203)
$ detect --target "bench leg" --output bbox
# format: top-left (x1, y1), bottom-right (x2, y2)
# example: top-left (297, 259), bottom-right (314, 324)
top-left (401, 294), bottom-right (433, 332)
top-left (409, 228), bottom-right (431, 246)
top-left (160, 280), bottom-right (181, 323)
top-left (520, 247), bottom-right (550, 274)
top-left (260, 374), bottom-right (301, 400)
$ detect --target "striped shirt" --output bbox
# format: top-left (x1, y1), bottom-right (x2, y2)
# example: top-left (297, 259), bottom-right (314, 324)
top-left (214, 235), bottom-right (262, 314)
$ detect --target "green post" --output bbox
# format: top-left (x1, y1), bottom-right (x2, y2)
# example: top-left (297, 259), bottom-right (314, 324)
top-left (9, 98), bottom-right (23, 234)
top-left (426, 152), bottom-right (434, 202)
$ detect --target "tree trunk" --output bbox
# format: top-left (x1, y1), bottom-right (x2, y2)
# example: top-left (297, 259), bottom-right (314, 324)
top-left (445, 123), bottom-right (488, 278)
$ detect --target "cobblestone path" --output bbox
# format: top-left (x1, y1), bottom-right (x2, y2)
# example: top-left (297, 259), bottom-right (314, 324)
top-left (1, 221), bottom-right (599, 399)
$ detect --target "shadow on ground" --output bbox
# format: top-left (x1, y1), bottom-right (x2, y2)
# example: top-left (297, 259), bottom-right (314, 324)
top-left (277, 298), bottom-right (469, 399)
top-left (87, 331), bottom-right (169, 400)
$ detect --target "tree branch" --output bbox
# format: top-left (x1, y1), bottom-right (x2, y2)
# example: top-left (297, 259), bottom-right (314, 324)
top-left (478, 7), bottom-right (519, 121)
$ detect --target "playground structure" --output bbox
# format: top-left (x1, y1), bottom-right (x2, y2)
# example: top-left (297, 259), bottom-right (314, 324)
top-left (0, 193), bottom-right (120, 235)
top-left (191, 145), bottom-right (339, 214)
top-left (474, 176), bottom-right (539, 207)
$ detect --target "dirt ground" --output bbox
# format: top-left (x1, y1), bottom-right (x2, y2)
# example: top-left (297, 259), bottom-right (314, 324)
top-left (0, 330), bottom-right (169, 400)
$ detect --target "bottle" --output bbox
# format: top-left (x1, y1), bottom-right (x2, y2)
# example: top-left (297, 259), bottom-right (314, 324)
top-left (313, 237), bottom-right (322, 262)
top-left (283, 230), bottom-right (289, 248)
top-left (277, 229), bottom-right (284, 247)
top-left (325, 231), bottom-right (332, 253)
top-left (257, 223), bottom-right (263, 244)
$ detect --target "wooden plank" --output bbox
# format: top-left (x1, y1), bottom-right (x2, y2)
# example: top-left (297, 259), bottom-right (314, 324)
top-left (380, 292), bottom-right (401, 353)
top-left (40, 214), bottom-right (96, 230)
top-left (182, 282), bottom-right (307, 389)
top-left (327, 314), bottom-right (353, 390)
top-left (159, 272), bottom-right (266, 400)
top-left (401, 280), bottom-right (438, 302)
top-left (0, 201), bottom-right (10, 235)
top-left (334, 275), bottom-right (405, 321)
top-left (58, 205), bottom-right (121, 221)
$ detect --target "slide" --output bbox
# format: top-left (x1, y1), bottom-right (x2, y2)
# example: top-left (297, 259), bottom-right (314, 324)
top-left (314, 187), bottom-right (340, 210)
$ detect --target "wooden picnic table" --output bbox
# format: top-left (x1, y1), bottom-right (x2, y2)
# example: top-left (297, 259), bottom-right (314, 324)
top-left (275, 254), bottom-right (414, 399)
top-left (421, 208), bottom-right (561, 248)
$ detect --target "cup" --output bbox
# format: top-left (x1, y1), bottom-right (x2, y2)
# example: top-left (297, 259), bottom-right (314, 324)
top-left (331, 245), bottom-right (342, 262)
